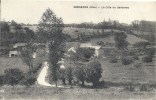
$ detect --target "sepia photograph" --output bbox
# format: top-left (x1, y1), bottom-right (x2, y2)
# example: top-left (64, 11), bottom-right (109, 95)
top-left (0, 0), bottom-right (156, 99)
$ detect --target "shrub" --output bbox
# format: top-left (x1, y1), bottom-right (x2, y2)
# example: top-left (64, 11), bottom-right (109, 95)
top-left (4, 68), bottom-right (24, 86)
top-left (140, 84), bottom-right (149, 91)
top-left (77, 48), bottom-right (95, 61)
top-left (65, 66), bottom-right (74, 87)
top-left (21, 76), bottom-right (36, 87)
top-left (133, 63), bottom-right (142, 68)
top-left (121, 57), bottom-right (133, 65)
top-left (73, 65), bottom-right (86, 86)
top-left (132, 55), bottom-right (139, 60)
top-left (109, 57), bottom-right (118, 63)
top-left (146, 48), bottom-right (155, 57)
top-left (124, 85), bottom-right (135, 92)
top-left (0, 75), bottom-right (4, 86)
top-left (85, 60), bottom-right (102, 87)
top-left (142, 56), bottom-right (152, 63)
top-left (97, 41), bottom-right (105, 46)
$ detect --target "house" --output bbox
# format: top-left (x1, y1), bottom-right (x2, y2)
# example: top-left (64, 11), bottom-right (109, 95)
top-left (9, 50), bottom-right (18, 57)
top-left (80, 43), bottom-right (101, 57)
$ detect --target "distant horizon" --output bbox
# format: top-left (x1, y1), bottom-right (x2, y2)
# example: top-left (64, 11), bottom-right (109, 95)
top-left (2, 1), bottom-right (156, 24)
top-left (2, 19), bottom-right (156, 25)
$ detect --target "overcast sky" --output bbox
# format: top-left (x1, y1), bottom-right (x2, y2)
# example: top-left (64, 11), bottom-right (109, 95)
top-left (2, 0), bottom-right (156, 24)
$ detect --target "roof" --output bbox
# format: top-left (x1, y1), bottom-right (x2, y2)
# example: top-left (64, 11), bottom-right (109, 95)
top-left (13, 43), bottom-right (26, 48)
top-left (80, 43), bottom-right (101, 50)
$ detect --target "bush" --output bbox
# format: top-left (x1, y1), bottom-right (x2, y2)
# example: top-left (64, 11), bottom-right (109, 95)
top-left (124, 85), bottom-right (135, 91)
top-left (140, 84), bottom-right (149, 91)
top-left (0, 75), bottom-right (4, 86)
top-left (121, 57), bottom-right (133, 65)
top-left (4, 68), bottom-right (24, 86)
top-left (142, 56), bottom-right (152, 63)
top-left (21, 76), bottom-right (36, 87)
top-left (85, 60), bottom-right (102, 87)
top-left (132, 55), bottom-right (139, 60)
top-left (133, 63), bottom-right (142, 68)
top-left (65, 66), bottom-right (74, 87)
top-left (146, 48), bottom-right (155, 57)
top-left (73, 65), bottom-right (86, 86)
top-left (32, 63), bottom-right (42, 74)
top-left (77, 48), bottom-right (95, 60)
top-left (97, 41), bottom-right (105, 46)
top-left (109, 57), bottom-right (117, 63)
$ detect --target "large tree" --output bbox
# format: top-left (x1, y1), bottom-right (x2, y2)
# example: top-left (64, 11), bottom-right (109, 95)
top-left (38, 8), bottom-right (65, 87)
top-left (114, 32), bottom-right (129, 50)
top-left (85, 60), bottom-right (102, 87)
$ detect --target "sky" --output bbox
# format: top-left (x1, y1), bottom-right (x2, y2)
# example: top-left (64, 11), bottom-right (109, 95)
top-left (1, 0), bottom-right (156, 24)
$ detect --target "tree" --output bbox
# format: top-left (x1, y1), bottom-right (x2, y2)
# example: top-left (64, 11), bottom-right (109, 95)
top-left (142, 56), bottom-right (152, 65)
top-left (114, 32), bottom-right (129, 50)
top-left (21, 42), bottom-right (37, 76)
top-left (4, 68), bottom-right (24, 87)
top-left (121, 56), bottom-right (133, 65)
top-left (38, 8), bottom-right (65, 87)
top-left (73, 65), bottom-right (86, 86)
top-left (59, 68), bottom-right (66, 85)
top-left (76, 48), bottom-right (95, 61)
top-left (24, 27), bottom-right (35, 42)
top-left (65, 66), bottom-right (74, 88)
top-left (133, 41), bottom-right (149, 49)
top-left (1, 21), bottom-right (10, 32)
top-left (85, 60), bottom-right (102, 87)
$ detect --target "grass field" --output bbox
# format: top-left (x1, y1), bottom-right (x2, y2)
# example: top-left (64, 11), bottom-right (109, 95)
top-left (89, 34), bottom-right (147, 45)
top-left (0, 57), bottom-right (28, 75)
top-left (0, 48), bottom-right (45, 75)
top-left (98, 57), bottom-right (156, 83)
top-left (0, 85), bottom-right (155, 100)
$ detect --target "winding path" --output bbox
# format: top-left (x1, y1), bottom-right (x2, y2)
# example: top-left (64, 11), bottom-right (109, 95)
top-left (37, 61), bottom-right (65, 88)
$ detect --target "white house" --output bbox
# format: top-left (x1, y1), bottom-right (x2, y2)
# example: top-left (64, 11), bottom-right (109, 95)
top-left (80, 43), bottom-right (101, 57)
top-left (9, 51), bottom-right (18, 57)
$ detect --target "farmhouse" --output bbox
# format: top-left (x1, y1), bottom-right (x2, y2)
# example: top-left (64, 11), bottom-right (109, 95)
top-left (80, 43), bottom-right (101, 57)
top-left (9, 43), bottom-right (26, 57)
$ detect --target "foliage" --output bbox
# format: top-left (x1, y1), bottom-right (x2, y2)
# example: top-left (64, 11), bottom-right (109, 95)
top-left (21, 42), bottom-right (37, 74)
top-left (146, 48), bottom-right (155, 57)
top-left (0, 75), bottom-right (4, 86)
top-left (85, 60), bottom-right (102, 87)
top-left (76, 48), bottom-right (95, 61)
top-left (59, 68), bottom-right (66, 85)
top-left (133, 63), bottom-right (141, 68)
top-left (114, 32), bottom-right (129, 50)
top-left (140, 84), bottom-right (149, 91)
top-left (96, 41), bottom-right (105, 46)
top-left (1, 21), bottom-right (10, 32)
top-left (20, 76), bottom-right (36, 87)
top-left (109, 57), bottom-right (118, 63)
top-left (4, 68), bottom-right (24, 86)
top-left (121, 56), bottom-right (133, 65)
top-left (37, 8), bottom-right (64, 43)
top-left (133, 41), bottom-right (150, 49)
top-left (65, 66), bottom-right (74, 87)
top-left (24, 27), bottom-right (36, 42)
top-left (132, 55), bottom-right (139, 60)
top-left (142, 56), bottom-right (152, 63)
top-left (73, 65), bottom-right (86, 86)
